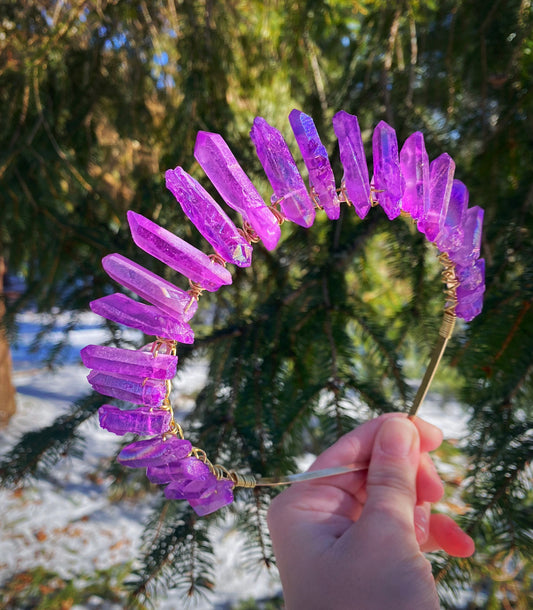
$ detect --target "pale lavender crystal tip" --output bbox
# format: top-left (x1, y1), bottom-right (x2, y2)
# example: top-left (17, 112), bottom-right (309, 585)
top-left (250, 116), bottom-right (316, 228)
top-left (372, 120), bottom-right (404, 220)
top-left (165, 166), bottom-right (253, 267)
top-left (194, 131), bottom-right (281, 251)
top-left (332, 110), bottom-right (371, 219)
top-left (288, 109), bottom-right (340, 220)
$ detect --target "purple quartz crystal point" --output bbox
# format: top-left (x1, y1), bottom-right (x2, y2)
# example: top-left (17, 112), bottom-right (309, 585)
top-left (88, 371), bottom-right (166, 407)
top-left (165, 167), bottom-right (252, 267)
top-left (118, 436), bottom-right (192, 468)
top-left (90, 293), bottom-right (194, 344)
top-left (250, 116), bottom-right (316, 228)
top-left (455, 283), bottom-right (485, 322)
top-left (372, 121), bottom-right (404, 220)
top-left (332, 110), bottom-right (372, 219)
top-left (399, 131), bottom-right (429, 220)
top-left (98, 404), bottom-right (172, 436)
top-left (102, 253), bottom-right (197, 322)
top-left (165, 472), bottom-right (218, 500)
top-left (420, 153), bottom-right (455, 242)
top-left (436, 180), bottom-right (468, 252)
top-left (188, 479), bottom-right (234, 516)
top-left (448, 206), bottom-right (484, 266)
top-left (81, 344), bottom-right (177, 380)
top-left (288, 109), bottom-right (341, 220)
top-left (456, 258), bottom-right (485, 293)
top-left (194, 132), bottom-right (281, 250)
top-left (128, 211), bottom-right (232, 291)
top-left (146, 456), bottom-right (210, 485)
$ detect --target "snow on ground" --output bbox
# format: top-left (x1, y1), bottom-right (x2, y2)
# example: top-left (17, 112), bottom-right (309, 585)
top-left (1, 311), bottom-right (470, 608)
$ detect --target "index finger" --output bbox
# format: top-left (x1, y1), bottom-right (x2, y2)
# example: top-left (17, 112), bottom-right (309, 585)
top-left (310, 413), bottom-right (442, 473)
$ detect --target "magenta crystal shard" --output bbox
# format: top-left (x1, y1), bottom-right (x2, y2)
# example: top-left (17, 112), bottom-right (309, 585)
top-left (188, 479), bottom-right (234, 516)
top-left (90, 293), bottom-right (194, 344)
top-left (194, 132), bottom-right (281, 250)
top-left (118, 436), bottom-right (192, 468)
top-left (455, 284), bottom-right (485, 321)
top-left (288, 109), bottom-right (340, 220)
top-left (128, 211), bottom-right (232, 291)
top-left (448, 206), bottom-right (484, 266)
top-left (98, 405), bottom-right (172, 436)
top-left (81, 344), bottom-right (177, 380)
top-left (332, 110), bottom-right (372, 219)
top-left (399, 131), bottom-right (429, 220)
top-left (250, 116), bottom-right (316, 228)
top-left (372, 120), bottom-right (404, 220)
top-left (165, 166), bottom-right (252, 267)
top-left (435, 180), bottom-right (468, 252)
top-left (146, 456), bottom-right (211, 484)
top-left (102, 253), bottom-right (198, 322)
top-left (420, 153), bottom-right (455, 242)
top-left (88, 371), bottom-right (166, 407)
top-left (456, 258), bottom-right (485, 293)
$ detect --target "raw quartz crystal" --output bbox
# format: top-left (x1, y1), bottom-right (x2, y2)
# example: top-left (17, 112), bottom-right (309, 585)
top-left (455, 283), bottom-right (485, 321)
top-left (456, 258), bottom-right (485, 293)
top-left (288, 109), bottom-right (340, 220)
top-left (98, 404), bottom-right (172, 436)
top-left (118, 435), bottom-right (192, 467)
top-left (87, 371), bottom-right (166, 407)
top-left (399, 131), bottom-right (429, 220)
top-left (446, 206), bottom-right (484, 266)
top-left (435, 180), bottom-right (468, 252)
top-left (165, 167), bottom-right (252, 267)
top-left (165, 472), bottom-right (218, 500)
top-left (332, 110), bottom-right (372, 219)
top-left (194, 131), bottom-right (281, 250)
top-left (146, 455), bottom-right (211, 484)
top-left (188, 479), bottom-right (234, 516)
top-left (372, 121), bottom-right (404, 220)
top-left (102, 253), bottom-right (198, 322)
top-left (128, 211), bottom-right (232, 291)
top-left (81, 344), bottom-right (177, 380)
top-left (420, 153), bottom-right (455, 242)
top-left (90, 293), bottom-right (194, 344)
top-left (250, 116), bottom-right (316, 228)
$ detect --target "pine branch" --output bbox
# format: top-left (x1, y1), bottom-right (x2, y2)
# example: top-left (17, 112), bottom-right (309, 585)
top-left (0, 391), bottom-right (102, 484)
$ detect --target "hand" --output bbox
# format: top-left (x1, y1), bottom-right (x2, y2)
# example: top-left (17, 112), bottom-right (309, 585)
top-left (267, 414), bottom-right (474, 610)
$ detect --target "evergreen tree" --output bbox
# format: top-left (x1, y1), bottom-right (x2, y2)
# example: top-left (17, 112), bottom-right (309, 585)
top-left (1, 1), bottom-right (531, 607)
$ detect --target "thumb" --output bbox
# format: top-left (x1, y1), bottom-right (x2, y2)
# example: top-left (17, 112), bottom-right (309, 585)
top-left (362, 417), bottom-right (420, 532)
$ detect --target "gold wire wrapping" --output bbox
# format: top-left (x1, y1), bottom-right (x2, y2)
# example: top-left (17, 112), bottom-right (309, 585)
top-left (310, 187), bottom-right (323, 210)
top-left (239, 221), bottom-right (261, 244)
top-left (408, 253), bottom-right (458, 417)
top-left (209, 252), bottom-right (228, 267)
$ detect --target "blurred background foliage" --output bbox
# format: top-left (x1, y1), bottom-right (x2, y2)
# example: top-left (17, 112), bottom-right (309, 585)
top-left (1, 0), bottom-right (532, 607)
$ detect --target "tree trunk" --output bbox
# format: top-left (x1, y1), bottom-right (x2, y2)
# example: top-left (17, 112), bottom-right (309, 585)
top-left (0, 257), bottom-right (16, 427)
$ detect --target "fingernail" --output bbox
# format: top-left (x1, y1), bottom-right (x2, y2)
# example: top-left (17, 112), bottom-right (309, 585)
top-left (414, 505), bottom-right (429, 544)
top-left (378, 418), bottom-right (417, 457)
